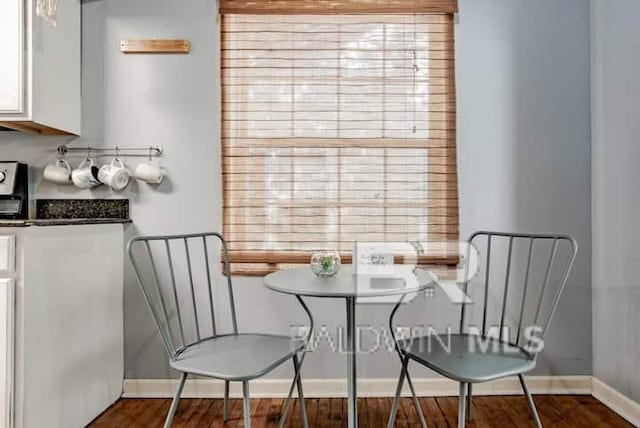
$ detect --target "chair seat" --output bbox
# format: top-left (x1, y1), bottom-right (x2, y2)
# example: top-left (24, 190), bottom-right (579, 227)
top-left (399, 333), bottom-right (536, 383)
top-left (170, 333), bottom-right (304, 381)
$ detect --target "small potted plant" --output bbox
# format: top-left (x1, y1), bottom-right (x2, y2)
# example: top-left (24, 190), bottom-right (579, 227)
top-left (310, 251), bottom-right (341, 278)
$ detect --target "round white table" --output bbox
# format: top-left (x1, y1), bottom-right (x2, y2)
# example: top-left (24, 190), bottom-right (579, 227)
top-left (264, 266), bottom-right (437, 428)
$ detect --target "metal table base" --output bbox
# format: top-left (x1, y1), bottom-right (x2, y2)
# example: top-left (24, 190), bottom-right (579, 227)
top-left (346, 297), bottom-right (357, 428)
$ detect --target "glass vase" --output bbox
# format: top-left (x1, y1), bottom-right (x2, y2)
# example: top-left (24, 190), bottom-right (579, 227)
top-left (310, 251), bottom-right (341, 278)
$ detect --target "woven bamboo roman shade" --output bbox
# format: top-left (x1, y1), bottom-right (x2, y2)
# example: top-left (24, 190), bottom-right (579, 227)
top-left (219, 0), bottom-right (458, 14)
top-left (221, 3), bottom-right (458, 275)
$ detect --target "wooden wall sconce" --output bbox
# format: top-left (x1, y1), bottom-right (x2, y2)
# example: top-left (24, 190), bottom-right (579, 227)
top-left (120, 39), bottom-right (190, 54)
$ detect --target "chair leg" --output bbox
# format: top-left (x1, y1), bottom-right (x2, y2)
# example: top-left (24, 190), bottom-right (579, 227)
top-left (279, 352), bottom-right (306, 428)
top-left (519, 374), bottom-right (542, 428)
top-left (386, 355), bottom-right (408, 428)
top-left (457, 382), bottom-right (466, 428)
top-left (243, 381), bottom-right (251, 428)
top-left (293, 354), bottom-right (309, 428)
top-left (223, 380), bottom-right (230, 422)
top-left (404, 365), bottom-right (427, 428)
top-left (164, 372), bottom-right (187, 428)
top-left (466, 383), bottom-right (473, 422)
top-left (279, 377), bottom-right (296, 428)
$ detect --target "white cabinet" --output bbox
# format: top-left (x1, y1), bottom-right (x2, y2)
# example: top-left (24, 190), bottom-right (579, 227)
top-left (0, 278), bottom-right (14, 428)
top-left (0, 1), bottom-right (23, 114)
top-left (0, 236), bottom-right (15, 273)
top-left (0, 0), bottom-right (80, 135)
top-left (0, 234), bottom-right (15, 428)
top-left (1, 225), bottom-right (124, 428)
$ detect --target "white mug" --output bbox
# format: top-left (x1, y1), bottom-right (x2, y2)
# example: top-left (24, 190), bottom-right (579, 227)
top-left (135, 159), bottom-right (164, 184)
top-left (98, 158), bottom-right (130, 190)
top-left (43, 159), bottom-right (72, 184)
top-left (71, 158), bottom-right (102, 189)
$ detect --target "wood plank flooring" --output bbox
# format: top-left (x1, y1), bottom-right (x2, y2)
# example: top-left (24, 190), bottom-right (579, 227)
top-left (89, 396), bottom-right (633, 427)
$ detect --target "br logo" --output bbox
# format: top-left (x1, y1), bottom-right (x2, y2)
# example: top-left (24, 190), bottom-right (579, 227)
top-left (352, 241), bottom-right (480, 305)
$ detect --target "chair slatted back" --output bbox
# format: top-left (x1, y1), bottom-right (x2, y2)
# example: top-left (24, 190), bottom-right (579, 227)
top-left (128, 232), bottom-right (238, 359)
top-left (460, 231), bottom-right (577, 353)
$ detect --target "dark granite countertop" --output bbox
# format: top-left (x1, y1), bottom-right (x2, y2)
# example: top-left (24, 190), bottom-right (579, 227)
top-left (37, 199), bottom-right (129, 220)
top-left (0, 218), bottom-right (132, 227)
top-left (0, 199), bottom-right (131, 227)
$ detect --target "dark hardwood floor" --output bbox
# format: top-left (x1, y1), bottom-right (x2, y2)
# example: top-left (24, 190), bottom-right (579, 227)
top-left (89, 395), bottom-right (632, 427)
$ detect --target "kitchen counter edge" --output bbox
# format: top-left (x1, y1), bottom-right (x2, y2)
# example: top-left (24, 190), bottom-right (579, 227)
top-left (0, 219), bottom-right (132, 227)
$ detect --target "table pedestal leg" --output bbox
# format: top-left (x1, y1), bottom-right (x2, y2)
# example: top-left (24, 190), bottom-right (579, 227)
top-left (346, 297), bottom-right (357, 428)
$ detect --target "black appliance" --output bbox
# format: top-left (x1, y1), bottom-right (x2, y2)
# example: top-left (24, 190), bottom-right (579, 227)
top-left (0, 162), bottom-right (28, 219)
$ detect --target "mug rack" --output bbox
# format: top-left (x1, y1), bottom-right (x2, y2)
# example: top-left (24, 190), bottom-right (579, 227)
top-left (56, 144), bottom-right (164, 158)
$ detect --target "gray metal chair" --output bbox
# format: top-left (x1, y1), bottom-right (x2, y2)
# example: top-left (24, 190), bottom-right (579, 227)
top-left (387, 231), bottom-right (577, 428)
top-left (128, 232), bottom-right (311, 428)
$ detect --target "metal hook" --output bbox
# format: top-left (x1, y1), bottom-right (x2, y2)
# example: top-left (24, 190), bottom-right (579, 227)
top-left (115, 146), bottom-right (121, 161)
top-left (86, 146), bottom-right (92, 161)
top-left (57, 145), bottom-right (68, 158)
top-left (149, 147), bottom-right (153, 161)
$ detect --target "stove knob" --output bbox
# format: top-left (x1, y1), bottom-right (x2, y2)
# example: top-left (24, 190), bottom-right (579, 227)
top-left (0, 171), bottom-right (5, 183)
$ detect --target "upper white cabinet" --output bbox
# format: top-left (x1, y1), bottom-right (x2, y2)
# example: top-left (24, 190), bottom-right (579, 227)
top-left (0, 0), bottom-right (80, 136)
top-left (0, 1), bottom-right (23, 115)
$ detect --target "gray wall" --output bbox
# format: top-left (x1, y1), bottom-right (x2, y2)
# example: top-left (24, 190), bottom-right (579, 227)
top-left (0, 0), bottom-right (592, 380)
top-left (457, 0), bottom-right (591, 376)
top-left (591, 0), bottom-right (640, 402)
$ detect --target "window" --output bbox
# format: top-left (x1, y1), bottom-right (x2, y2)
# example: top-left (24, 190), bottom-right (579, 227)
top-left (221, 1), bottom-right (458, 275)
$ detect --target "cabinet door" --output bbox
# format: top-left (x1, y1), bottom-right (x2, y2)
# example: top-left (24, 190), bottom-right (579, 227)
top-left (0, 236), bottom-right (15, 274)
top-left (0, 278), bottom-right (13, 428)
top-left (0, 0), bottom-right (24, 114)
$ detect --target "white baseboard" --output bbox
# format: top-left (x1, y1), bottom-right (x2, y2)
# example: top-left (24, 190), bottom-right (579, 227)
top-left (123, 375), bottom-right (592, 399)
top-left (592, 378), bottom-right (640, 427)
top-left (124, 376), bottom-right (640, 425)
